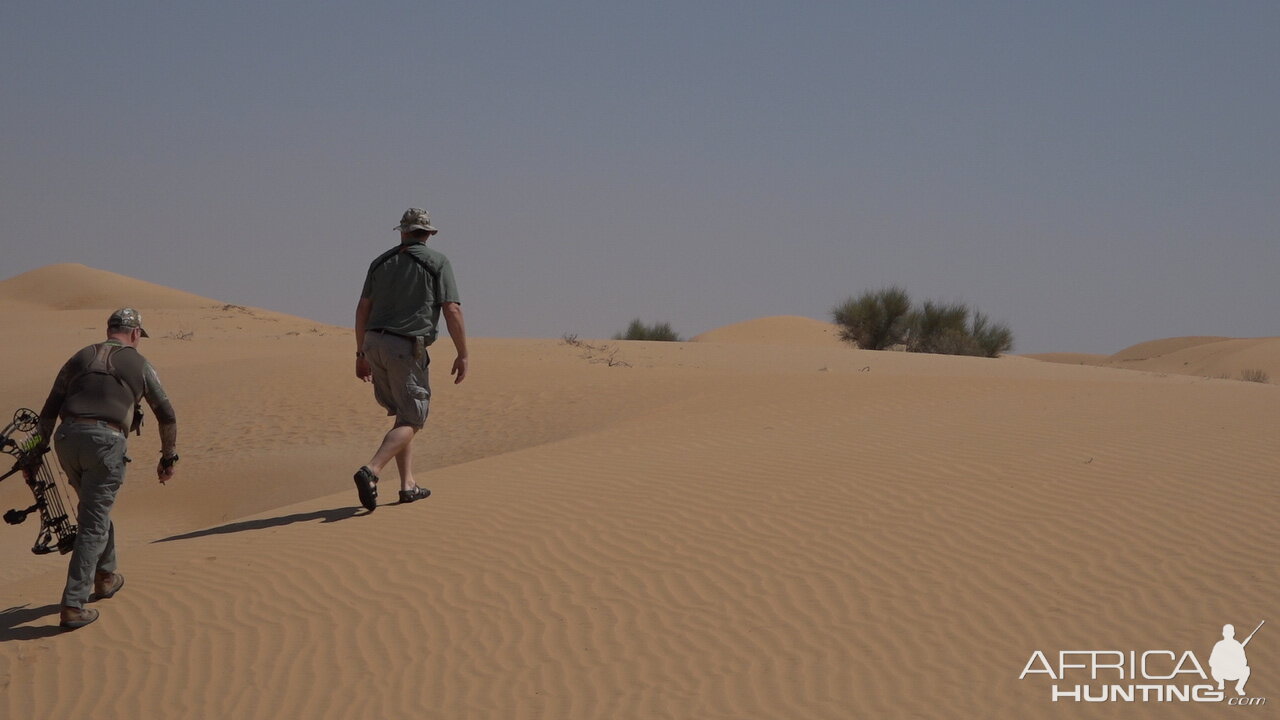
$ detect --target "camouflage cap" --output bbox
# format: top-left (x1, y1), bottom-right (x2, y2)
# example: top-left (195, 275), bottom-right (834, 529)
top-left (107, 307), bottom-right (150, 338)
top-left (395, 207), bottom-right (437, 234)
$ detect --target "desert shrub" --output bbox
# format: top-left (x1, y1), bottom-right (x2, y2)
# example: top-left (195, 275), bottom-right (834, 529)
top-left (833, 288), bottom-right (1013, 357)
top-left (907, 300), bottom-right (975, 355)
top-left (969, 311), bottom-right (1014, 358)
top-left (1240, 368), bottom-right (1270, 383)
top-left (614, 319), bottom-right (680, 342)
top-left (830, 286), bottom-right (912, 350)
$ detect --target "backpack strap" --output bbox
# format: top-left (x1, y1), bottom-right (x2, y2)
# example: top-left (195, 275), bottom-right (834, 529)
top-left (369, 246), bottom-right (402, 274)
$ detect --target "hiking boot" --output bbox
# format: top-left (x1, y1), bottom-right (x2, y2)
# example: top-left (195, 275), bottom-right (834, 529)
top-left (59, 606), bottom-right (100, 629)
top-left (93, 571), bottom-right (125, 601)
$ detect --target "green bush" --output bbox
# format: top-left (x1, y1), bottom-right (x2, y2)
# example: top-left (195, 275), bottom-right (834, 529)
top-left (614, 318), bottom-right (681, 342)
top-left (969, 311), bottom-right (1014, 358)
top-left (830, 286), bottom-right (912, 350)
top-left (833, 290), bottom-right (1013, 357)
top-left (907, 300), bottom-right (976, 355)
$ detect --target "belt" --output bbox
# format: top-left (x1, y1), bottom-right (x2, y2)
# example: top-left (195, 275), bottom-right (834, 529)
top-left (370, 328), bottom-right (414, 339)
top-left (68, 417), bottom-right (127, 434)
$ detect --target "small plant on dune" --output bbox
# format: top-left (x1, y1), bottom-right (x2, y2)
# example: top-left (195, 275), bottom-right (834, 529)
top-left (833, 288), bottom-right (1013, 357)
top-left (614, 319), bottom-right (681, 342)
top-left (561, 332), bottom-right (631, 367)
top-left (831, 286), bottom-right (912, 350)
top-left (1239, 368), bottom-right (1270, 383)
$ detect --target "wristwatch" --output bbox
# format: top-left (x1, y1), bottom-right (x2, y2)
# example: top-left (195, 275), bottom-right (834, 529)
top-left (160, 453), bottom-right (180, 470)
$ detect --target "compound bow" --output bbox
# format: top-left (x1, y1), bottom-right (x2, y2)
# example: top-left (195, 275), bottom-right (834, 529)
top-left (1, 408), bottom-right (78, 554)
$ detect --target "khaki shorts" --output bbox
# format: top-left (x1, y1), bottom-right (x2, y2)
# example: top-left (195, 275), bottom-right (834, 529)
top-left (363, 331), bottom-right (431, 429)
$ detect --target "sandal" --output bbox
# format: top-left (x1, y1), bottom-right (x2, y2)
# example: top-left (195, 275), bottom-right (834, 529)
top-left (398, 486), bottom-right (431, 504)
top-left (353, 466), bottom-right (379, 511)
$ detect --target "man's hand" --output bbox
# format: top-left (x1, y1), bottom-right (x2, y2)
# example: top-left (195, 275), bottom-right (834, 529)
top-left (18, 452), bottom-right (44, 480)
top-left (451, 356), bottom-right (468, 384)
top-left (157, 460), bottom-right (177, 485)
top-left (356, 357), bottom-right (373, 382)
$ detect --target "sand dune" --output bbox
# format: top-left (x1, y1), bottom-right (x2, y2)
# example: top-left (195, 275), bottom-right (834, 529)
top-left (1032, 334), bottom-right (1279, 383)
top-left (0, 263), bottom-right (220, 311)
top-left (1022, 351), bottom-right (1108, 365)
top-left (691, 315), bottom-right (846, 347)
top-left (2, 266), bottom-right (1276, 719)
top-left (1107, 336), bottom-right (1233, 362)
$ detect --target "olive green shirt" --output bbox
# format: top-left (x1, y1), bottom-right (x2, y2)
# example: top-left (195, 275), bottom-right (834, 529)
top-left (361, 242), bottom-right (461, 343)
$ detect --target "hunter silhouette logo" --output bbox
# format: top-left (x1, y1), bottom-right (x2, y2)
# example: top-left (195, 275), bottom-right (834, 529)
top-left (1020, 620), bottom-right (1267, 705)
top-left (1211, 621), bottom-right (1262, 697)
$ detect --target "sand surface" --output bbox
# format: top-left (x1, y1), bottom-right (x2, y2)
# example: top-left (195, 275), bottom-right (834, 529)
top-left (1, 265), bottom-right (1276, 719)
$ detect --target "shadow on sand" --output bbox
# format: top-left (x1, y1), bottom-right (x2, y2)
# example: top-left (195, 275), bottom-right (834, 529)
top-left (0, 508), bottom-right (363, 642)
top-left (153, 506), bottom-right (363, 544)
top-left (0, 603), bottom-right (64, 642)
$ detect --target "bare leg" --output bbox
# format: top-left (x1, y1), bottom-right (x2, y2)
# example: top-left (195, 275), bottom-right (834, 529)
top-left (366, 425), bottom-right (417, 478)
top-left (394, 433), bottom-right (418, 492)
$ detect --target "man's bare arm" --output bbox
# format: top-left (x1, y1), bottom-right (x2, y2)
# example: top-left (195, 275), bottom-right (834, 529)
top-left (355, 297), bottom-right (373, 382)
top-left (443, 302), bottom-right (468, 384)
top-left (355, 297), bottom-right (373, 350)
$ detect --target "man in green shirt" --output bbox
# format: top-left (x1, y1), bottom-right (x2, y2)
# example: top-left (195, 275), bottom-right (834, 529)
top-left (353, 208), bottom-right (468, 511)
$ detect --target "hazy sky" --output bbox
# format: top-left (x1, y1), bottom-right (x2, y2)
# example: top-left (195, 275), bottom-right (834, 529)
top-left (3, 1), bottom-right (1276, 353)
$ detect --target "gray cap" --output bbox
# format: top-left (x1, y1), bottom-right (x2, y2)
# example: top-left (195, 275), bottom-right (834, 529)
top-left (395, 207), bottom-right (437, 234)
top-left (108, 307), bottom-right (150, 338)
